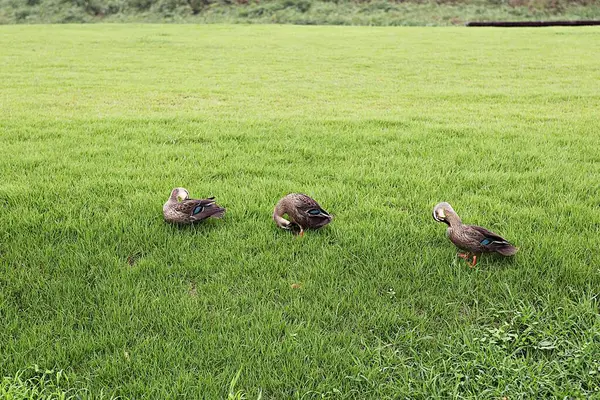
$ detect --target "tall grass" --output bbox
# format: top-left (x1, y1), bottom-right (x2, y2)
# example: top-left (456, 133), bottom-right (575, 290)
top-left (1, 366), bottom-right (85, 399)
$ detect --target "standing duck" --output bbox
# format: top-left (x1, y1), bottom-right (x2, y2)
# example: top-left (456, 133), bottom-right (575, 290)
top-left (432, 202), bottom-right (517, 266)
top-left (273, 193), bottom-right (332, 236)
top-left (163, 187), bottom-right (225, 225)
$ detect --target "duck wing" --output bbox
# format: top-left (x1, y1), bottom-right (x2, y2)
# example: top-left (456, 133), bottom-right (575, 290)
top-left (174, 197), bottom-right (225, 222)
top-left (295, 194), bottom-right (330, 217)
top-left (468, 225), bottom-right (518, 256)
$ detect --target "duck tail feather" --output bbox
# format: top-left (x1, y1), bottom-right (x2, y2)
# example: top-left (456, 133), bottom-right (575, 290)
top-left (496, 245), bottom-right (518, 256)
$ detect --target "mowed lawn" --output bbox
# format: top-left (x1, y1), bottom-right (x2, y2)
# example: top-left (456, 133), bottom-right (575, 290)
top-left (1, 24), bottom-right (599, 398)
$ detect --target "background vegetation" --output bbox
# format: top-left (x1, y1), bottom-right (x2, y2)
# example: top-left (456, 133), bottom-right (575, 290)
top-left (1, 24), bottom-right (599, 398)
top-left (0, 0), bottom-right (599, 25)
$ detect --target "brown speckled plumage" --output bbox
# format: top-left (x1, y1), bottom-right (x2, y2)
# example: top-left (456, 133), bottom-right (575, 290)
top-left (433, 202), bottom-right (517, 266)
top-left (163, 187), bottom-right (225, 225)
top-left (273, 193), bottom-right (332, 236)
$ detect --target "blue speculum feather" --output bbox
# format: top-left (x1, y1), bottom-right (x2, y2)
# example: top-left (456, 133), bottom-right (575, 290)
top-left (308, 209), bottom-right (322, 215)
top-left (480, 238), bottom-right (491, 245)
top-left (193, 206), bottom-right (203, 215)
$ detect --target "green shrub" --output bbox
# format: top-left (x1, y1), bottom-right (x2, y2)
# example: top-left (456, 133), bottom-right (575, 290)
top-left (0, 0), bottom-right (598, 24)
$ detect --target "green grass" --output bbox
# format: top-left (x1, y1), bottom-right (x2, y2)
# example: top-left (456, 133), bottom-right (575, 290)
top-left (1, 24), bottom-right (599, 398)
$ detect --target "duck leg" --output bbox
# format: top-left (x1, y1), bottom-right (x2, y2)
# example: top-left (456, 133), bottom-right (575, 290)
top-left (458, 252), bottom-right (477, 267)
top-left (298, 226), bottom-right (304, 237)
top-left (466, 254), bottom-right (478, 268)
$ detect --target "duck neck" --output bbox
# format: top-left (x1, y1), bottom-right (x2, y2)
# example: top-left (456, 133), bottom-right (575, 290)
top-left (273, 202), bottom-right (291, 229)
top-left (445, 212), bottom-right (462, 227)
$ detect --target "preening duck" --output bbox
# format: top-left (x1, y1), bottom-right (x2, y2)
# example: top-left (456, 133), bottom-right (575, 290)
top-left (433, 202), bottom-right (517, 266)
top-left (273, 193), bottom-right (332, 236)
top-left (163, 187), bottom-right (225, 225)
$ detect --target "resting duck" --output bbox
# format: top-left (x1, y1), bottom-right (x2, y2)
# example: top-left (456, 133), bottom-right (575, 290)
top-left (273, 193), bottom-right (332, 236)
top-left (163, 187), bottom-right (225, 225)
top-left (433, 202), bottom-right (517, 266)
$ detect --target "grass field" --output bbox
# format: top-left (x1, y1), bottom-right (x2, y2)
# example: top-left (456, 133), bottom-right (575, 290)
top-left (1, 24), bottom-right (600, 398)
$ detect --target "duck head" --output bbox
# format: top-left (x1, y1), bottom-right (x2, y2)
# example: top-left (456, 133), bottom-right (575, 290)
top-left (433, 202), bottom-right (461, 226)
top-left (169, 187), bottom-right (190, 202)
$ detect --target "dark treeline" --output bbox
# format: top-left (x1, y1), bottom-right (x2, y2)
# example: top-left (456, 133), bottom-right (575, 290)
top-left (0, 0), bottom-right (598, 24)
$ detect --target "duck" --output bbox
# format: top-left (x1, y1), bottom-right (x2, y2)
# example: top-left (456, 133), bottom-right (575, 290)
top-left (432, 202), bottom-right (517, 266)
top-left (273, 193), bottom-right (332, 236)
top-left (163, 187), bottom-right (225, 225)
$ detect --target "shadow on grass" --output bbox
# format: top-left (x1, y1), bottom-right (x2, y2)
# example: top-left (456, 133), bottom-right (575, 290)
top-left (164, 219), bottom-right (226, 234)
top-left (449, 252), bottom-right (517, 270)
top-left (475, 253), bottom-right (518, 269)
top-left (273, 222), bottom-right (336, 238)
